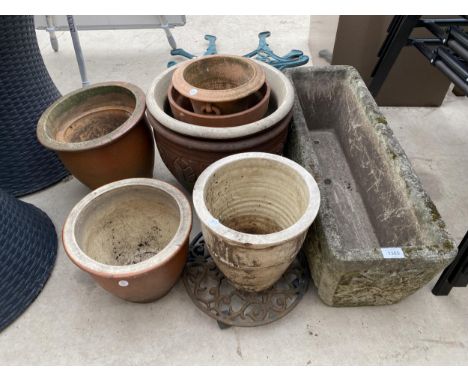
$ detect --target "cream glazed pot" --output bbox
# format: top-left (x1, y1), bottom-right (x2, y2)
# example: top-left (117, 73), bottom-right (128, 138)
top-left (193, 152), bottom-right (320, 292)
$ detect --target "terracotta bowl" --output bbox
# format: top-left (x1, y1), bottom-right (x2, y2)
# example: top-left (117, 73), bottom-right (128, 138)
top-left (193, 152), bottom-right (320, 292)
top-left (62, 178), bottom-right (192, 303)
top-left (172, 55), bottom-right (265, 115)
top-left (168, 82), bottom-right (271, 127)
top-left (146, 60), bottom-right (294, 140)
top-left (146, 110), bottom-right (292, 191)
top-left (37, 82), bottom-right (155, 189)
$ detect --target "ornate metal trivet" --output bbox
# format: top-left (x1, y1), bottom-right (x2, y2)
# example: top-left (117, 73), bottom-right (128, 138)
top-left (168, 31), bottom-right (309, 70)
top-left (183, 232), bottom-right (309, 328)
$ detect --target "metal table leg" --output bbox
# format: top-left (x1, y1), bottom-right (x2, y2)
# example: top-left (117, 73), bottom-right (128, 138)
top-left (45, 15), bottom-right (59, 52)
top-left (66, 15), bottom-right (90, 87)
top-left (157, 15), bottom-right (178, 50)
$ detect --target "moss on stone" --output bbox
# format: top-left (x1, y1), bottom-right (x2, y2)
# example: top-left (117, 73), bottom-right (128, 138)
top-left (375, 116), bottom-right (387, 125)
top-left (443, 239), bottom-right (454, 251)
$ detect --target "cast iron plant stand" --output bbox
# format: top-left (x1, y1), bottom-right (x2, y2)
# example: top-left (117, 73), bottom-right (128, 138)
top-left (167, 31), bottom-right (309, 70)
top-left (183, 233), bottom-right (309, 329)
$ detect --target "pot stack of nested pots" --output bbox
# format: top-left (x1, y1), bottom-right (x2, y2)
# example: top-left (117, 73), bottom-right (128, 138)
top-left (146, 54), bottom-right (295, 190)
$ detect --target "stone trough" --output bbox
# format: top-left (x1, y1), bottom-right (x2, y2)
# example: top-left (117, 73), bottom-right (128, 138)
top-left (285, 66), bottom-right (457, 306)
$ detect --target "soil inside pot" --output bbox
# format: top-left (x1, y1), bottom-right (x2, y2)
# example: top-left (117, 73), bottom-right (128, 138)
top-left (203, 158), bottom-right (309, 235)
top-left (56, 106), bottom-right (133, 143)
top-left (75, 187), bottom-right (180, 266)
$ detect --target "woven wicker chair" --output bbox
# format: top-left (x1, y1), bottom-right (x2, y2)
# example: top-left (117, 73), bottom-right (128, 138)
top-left (0, 15), bottom-right (68, 196)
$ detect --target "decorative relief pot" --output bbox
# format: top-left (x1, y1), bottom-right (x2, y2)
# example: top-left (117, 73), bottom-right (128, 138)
top-left (168, 82), bottom-right (271, 127)
top-left (171, 55), bottom-right (266, 115)
top-left (193, 152), bottom-right (320, 292)
top-left (146, 111), bottom-right (291, 190)
top-left (37, 82), bottom-right (155, 189)
top-left (62, 178), bottom-right (192, 303)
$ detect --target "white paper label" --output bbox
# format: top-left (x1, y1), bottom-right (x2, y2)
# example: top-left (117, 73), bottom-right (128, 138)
top-left (189, 88), bottom-right (198, 96)
top-left (118, 280), bottom-right (129, 287)
top-left (381, 247), bottom-right (405, 259)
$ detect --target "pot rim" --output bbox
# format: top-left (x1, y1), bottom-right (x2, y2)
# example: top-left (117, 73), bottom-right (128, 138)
top-left (62, 178), bottom-right (192, 277)
top-left (171, 55), bottom-right (265, 103)
top-left (168, 82), bottom-right (271, 126)
top-left (37, 81), bottom-right (146, 152)
top-left (146, 60), bottom-right (294, 140)
top-left (146, 110), bottom-right (292, 153)
top-left (193, 152), bottom-right (320, 247)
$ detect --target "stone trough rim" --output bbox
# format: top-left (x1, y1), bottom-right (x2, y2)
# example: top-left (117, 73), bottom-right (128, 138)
top-left (285, 64), bottom-right (456, 260)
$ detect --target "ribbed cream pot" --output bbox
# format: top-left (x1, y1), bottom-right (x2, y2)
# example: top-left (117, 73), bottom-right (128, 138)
top-left (192, 152), bottom-right (320, 292)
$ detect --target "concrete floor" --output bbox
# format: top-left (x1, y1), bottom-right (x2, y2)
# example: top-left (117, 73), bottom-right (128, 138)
top-left (1, 16), bottom-right (468, 365)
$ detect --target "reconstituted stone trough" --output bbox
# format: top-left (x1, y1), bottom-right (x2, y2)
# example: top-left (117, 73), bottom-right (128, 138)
top-left (285, 66), bottom-right (457, 306)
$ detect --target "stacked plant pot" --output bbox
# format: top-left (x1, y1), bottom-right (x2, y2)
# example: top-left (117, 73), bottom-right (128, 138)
top-left (146, 54), bottom-right (295, 190)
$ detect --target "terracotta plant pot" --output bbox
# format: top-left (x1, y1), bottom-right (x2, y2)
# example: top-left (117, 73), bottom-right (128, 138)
top-left (62, 178), bottom-right (192, 303)
top-left (147, 59), bottom-right (294, 140)
top-left (146, 60), bottom-right (294, 189)
top-left (146, 110), bottom-right (292, 190)
top-left (172, 55), bottom-right (265, 115)
top-left (193, 152), bottom-right (320, 292)
top-left (168, 82), bottom-right (271, 127)
top-left (37, 82), bottom-right (155, 189)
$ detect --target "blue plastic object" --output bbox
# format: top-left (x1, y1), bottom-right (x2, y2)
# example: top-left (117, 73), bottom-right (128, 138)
top-left (167, 31), bottom-right (309, 70)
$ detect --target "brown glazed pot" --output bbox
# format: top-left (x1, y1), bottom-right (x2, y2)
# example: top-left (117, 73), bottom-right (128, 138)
top-left (168, 82), bottom-right (271, 127)
top-left (62, 178), bottom-right (192, 303)
top-left (37, 82), bottom-right (155, 189)
top-left (172, 55), bottom-right (265, 115)
top-left (146, 110), bottom-right (292, 190)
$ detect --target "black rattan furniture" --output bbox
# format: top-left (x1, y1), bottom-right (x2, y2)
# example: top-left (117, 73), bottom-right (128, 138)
top-left (0, 189), bottom-right (58, 332)
top-left (0, 15), bottom-right (68, 196)
top-left (370, 16), bottom-right (468, 97)
top-left (433, 231), bottom-right (468, 295)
